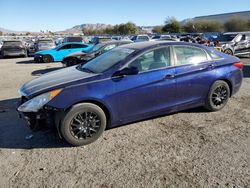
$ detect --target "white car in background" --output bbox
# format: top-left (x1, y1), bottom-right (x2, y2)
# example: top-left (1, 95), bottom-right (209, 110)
top-left (131, 35), bottom-right (151, 42)
top-left (151, 34), bottom-right (171, 41)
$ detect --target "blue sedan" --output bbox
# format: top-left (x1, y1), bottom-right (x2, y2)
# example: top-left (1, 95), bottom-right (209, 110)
top-left (18, 41), bottom-right (243, 146)
top-left (34, 42), bottom-right (93, 63)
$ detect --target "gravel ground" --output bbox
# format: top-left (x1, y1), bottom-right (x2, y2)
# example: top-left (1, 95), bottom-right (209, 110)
top-left (0, 57), bottom-right (250, 188)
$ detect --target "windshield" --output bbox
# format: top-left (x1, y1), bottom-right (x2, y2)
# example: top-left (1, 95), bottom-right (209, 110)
top-left (80, 48), bottom-right (135, 73)
top-left (217, 34), bottom-right (237, 42)
top-left (4, 41), bottom-right (22, 46)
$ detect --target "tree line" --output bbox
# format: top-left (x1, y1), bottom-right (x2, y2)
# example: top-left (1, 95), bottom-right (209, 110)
top-left (154, 16), bottom-right (250, 34)
top-left (1, 16), bottom-right (249, 36)
top-left (81, 17), bottom-right (250, 35)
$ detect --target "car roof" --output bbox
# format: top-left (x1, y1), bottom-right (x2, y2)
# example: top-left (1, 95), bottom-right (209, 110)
top-left (99, 40), bottom-right (132, 45)
top-left (224, 31), bottom-right (250, 35)
top-left (119, 41), bottom-right (209, 51)
top-left (62, 42), bottom-right (87, 45)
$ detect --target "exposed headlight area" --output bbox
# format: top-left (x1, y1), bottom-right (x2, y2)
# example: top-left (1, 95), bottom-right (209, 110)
top-left (18, 89), bottom-right (62, 112)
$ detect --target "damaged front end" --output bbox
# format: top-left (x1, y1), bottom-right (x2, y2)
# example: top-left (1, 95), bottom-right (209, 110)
top-left (17, 89), bottom-right (63, 131)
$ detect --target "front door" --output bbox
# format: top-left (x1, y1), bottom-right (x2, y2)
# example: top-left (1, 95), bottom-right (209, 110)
top-left (110, 46), bottom-right (177, 122)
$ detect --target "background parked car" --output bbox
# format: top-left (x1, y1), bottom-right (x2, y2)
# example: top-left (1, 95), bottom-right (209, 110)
top-left (62, 40), bottom-right (133, 67)
top-left (130, 35), bottom-right (151, 42)
top-left (90, 36), bottom-right (112, 45)
top-left (34, 38), bottom-right (56, 52)
top-left (215, 32), bottom-right (250, 56)
top-left (34, 42), bottom-right (93, 63)
top-left (62, 36), bottom-right (83, 43)
top-left (151, 34), bottom-right (172, 41)
top-left (1, 40), bottom-right (27, 58)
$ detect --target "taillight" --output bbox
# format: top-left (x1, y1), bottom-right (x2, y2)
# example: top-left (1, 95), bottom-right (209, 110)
top-left (233, 62), bottom-right (243, 70)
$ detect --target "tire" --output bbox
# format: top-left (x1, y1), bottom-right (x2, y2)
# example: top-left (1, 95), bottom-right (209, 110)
top-left (60, 103), bottom-right (107, 146)
top-left (224, 49), bottom-right (233, 56)
top-left (42, 55), bottom-right (53, 63)
top-left (66, 58), bottom-right (78, 67)
top-left (205, 80), bottom-right (230, 112)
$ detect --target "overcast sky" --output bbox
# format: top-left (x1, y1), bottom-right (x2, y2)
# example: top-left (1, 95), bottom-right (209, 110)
top-left (0, 0), bottom-right (250, 32)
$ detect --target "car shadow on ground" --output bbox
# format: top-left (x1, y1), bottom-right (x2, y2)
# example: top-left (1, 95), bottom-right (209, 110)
top-left (16, 59), bottom-right (37, 64)
top-left (0, 98), bottom-right (70, 149)
top-left (243, 65), bottom-right (250, 78)
top-left (0, 97), bottom-right (209, 149)
top-left (31, 67), bottom-right (62, 76)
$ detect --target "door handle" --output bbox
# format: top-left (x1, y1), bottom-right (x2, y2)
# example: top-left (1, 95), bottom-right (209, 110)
top-left (165, 74), bottom-right (175, 79)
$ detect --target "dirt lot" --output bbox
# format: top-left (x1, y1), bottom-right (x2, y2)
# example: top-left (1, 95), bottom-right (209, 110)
top-left (0, 57), bottom-right (250, 187)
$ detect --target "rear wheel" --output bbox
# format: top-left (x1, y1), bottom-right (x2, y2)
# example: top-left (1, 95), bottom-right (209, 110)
top-left (60, 103), bottom-right (107, 146)
top-left (224, 49), bottom-right (233, 56)
top-left (66, 57), bottom-right (78, 67)
top-left (43, 55), bottom-right (53, 63)
top-left (205, 80), bottom-right (230, 111)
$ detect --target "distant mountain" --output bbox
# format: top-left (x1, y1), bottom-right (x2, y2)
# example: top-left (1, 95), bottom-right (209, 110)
top-left (0, 27), bottom-right (17, 33)
top-left (0, 27), bottom-right (30, 34)
top-left (58, 23), bottom-right (112, 34)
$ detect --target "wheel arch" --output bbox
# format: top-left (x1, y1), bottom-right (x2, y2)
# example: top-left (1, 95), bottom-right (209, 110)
top-left (44, 54), bottom-right (55, 61)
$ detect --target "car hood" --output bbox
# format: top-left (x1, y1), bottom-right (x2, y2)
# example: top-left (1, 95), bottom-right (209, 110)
top-left (20, 66), bottom-right (97, 97)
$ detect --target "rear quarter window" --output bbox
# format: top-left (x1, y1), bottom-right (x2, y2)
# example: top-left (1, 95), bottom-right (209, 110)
top-left (210, 52), bottom-right (223, 60)
top-left (174, 46), bottom-right (208, 65)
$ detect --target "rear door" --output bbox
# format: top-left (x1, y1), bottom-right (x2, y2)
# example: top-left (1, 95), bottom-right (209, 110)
top-left (173, 45), bottom-right (216, 106)
top-left (55, 44), bottom-right (72, 61)
top-left (71, 43), bottom-right (88, 53)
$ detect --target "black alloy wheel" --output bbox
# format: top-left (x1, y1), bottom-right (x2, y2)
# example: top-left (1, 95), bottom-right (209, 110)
top-left (60, 103), bottom-right (107, 146)
top-left (205, 80), bottom-right (230, 111)
top-left (70, 112), bottom-right (101, 140)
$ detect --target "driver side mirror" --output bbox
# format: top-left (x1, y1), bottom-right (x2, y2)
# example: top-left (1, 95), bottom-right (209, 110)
top-left (112, 67), bottom-right (139, 78)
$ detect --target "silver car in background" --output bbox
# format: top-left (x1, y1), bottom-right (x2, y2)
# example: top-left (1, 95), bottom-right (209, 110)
top-left (131, 35), bottom-right (151, 42)
top-left (1, 40), bottom-right (27, 58)
top-left (34, 39), bottom-right (55, 52)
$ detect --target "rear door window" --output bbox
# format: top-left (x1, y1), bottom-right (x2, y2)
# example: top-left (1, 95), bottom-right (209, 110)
top-left (174, 46), bottom-right (208, 65)
top-left (60, 44), bottom-right (72, 50)
top-left (71, 44), bottom-right (87, 49)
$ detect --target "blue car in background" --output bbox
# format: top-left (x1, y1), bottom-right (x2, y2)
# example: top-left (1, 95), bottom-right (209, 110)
top-left (34, 42), bottom-right (93, 63)
top-left (18, 41), bottom-right (243, 146)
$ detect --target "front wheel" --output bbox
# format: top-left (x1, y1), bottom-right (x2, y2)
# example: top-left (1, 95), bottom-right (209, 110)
top-left (205, 80), bottom-right (230, 112)
top-left (42, 55), bottom-right (53, 63)
top-left (60, 103), bottom-right (107, 146)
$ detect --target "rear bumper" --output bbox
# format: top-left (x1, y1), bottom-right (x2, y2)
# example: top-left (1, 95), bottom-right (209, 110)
top-left (231, 70), bottom-right (243, 96)
top-left (2, 50), bottom-right (26, 57)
